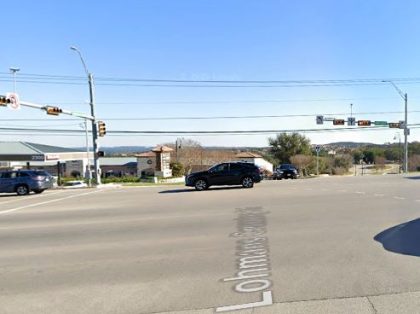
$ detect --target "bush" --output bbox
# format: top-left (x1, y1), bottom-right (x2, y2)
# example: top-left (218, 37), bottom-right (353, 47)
top-left (170, 162), bottom-right (184, 177)
top-left (101, 176), bottom-right (140, 183)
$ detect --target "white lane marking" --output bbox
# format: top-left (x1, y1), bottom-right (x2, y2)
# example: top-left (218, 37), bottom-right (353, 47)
top-left (393, 196), bottom-right (405, 200)
top-left (0, 190), bottom-right (69, 206)
top-left (374, 193), bottom-right (385, 197)
top-left (355, 191), bottom-right (366, 194)
top-left (0, 190), bottom-right (103, 215)
top-left (416, 200), bottom-right (420, 203)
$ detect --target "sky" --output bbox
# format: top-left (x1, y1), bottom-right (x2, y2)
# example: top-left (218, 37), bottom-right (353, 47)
top-left (1, 0), bottom-right (420, 148)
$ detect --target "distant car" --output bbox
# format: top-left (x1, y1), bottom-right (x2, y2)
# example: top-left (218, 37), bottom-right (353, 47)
top-left (0, 170), bottom-right (54, 196)
top-left (63, 180), bottom-right (88, 189)
top-left (273, 164), bottom-right (299, 180)
top-left (185, 162), bottom-right (262, 191)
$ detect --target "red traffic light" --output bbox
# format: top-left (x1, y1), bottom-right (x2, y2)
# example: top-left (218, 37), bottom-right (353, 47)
top-left (333, 119), bottom-right (345, 126)
top-left (357, 120), bottom-right (371, 126)
top-left (0, 95), bottom-right (10, 106)
top-left (46, 106), bottom-right (62, 115)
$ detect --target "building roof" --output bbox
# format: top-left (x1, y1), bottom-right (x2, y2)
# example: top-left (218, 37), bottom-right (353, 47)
top-left (137, 151), bottom-right (156, 158)
top-left (0, 141), bottom-right (80, 155)
top-left (235, 152), bottom-right (263, 158)
top-left (152, 145), bottom-right (174, 153)
top-left (0, 141), bottom-right (92, 162)
top-left (99, 157), bottom-right (137, 166)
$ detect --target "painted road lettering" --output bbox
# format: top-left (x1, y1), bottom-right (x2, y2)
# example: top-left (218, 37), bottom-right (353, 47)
top-left (216, 207), bottom-right (273, 312)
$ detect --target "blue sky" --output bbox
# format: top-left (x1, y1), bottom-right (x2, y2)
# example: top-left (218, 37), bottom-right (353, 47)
top-left (1, 0), bottom-right (420, 147)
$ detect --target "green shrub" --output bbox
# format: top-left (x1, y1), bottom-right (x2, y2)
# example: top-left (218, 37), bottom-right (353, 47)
top-left (102, 176), bottom-right (140, 183)
top-left (170, 162), bottom-right (184, 177)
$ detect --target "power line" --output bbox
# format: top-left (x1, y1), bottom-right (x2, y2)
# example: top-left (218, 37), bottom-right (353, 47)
top-left (2, 124), bottom-right (420, 135)
top-left (2, 72), bottom-right (420, 84)
top-left (1, 110), bottom-right (420, 122)
top-left (2, 73), bottom-right (420, 87)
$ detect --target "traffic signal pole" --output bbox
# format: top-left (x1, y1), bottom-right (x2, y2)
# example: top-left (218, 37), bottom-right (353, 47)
top-left (383, 80), bottom-right (409, 174)
top-left (88, 73), bottom-right (101, 184)
top-left (404, 93), bottom-right (408, 173)
top-left (71, 46), bottom-right (101, 185)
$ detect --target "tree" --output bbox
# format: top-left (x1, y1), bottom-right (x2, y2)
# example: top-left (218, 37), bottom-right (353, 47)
top-left (163, 138), bottom-right (204, 174)
top-left (268, 133), bottom-right (311, 165)
top-left (290, 154), bottom-right (313, 176)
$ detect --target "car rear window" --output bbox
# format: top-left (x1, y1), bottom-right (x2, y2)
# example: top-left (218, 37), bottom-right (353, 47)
top-left (33, 171), bottom-right (49, 176)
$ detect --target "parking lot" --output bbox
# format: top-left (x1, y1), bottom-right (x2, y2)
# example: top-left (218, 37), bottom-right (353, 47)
top-left (1, 176), bottom-right (420, 313)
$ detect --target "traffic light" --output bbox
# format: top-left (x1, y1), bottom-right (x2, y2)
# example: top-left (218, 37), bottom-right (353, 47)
top-left (98, 121), bottom-right (106, 137)
top-left (0, 95), bottom-right (10, 106)
top-left (389, 122), bottom-right (400, 128)
top-left (357, 120), bottom-right (371, 126)
top-left (97, 151), bottom-right (105, 157)
top-left (46, 106), bottom-right (62, 115)
top-left (333, 119), bottom-right (345, 126)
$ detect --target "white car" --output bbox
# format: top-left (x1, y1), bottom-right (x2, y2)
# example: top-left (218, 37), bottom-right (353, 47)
top-left (63, 180), bottom-right (88, 189)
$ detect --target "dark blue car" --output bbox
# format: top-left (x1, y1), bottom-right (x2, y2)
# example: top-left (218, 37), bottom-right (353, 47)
top-left (0, 170), bottom-right (54, 196)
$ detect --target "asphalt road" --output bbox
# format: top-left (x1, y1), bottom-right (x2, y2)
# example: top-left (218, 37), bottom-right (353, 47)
top-left (1, 175), bottom-right (420, 314)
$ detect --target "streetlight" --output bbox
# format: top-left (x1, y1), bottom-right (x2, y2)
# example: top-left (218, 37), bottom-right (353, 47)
top-left (382, 80), bottom-right (408, 173)
top-left (9, 67), bottom-right (20, 93)
top-left (70, 46), bottom-right (101, 184)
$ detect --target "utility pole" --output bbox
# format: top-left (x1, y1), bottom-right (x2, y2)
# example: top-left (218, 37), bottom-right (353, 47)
top-left (71, 46), bottom-right (101, 184)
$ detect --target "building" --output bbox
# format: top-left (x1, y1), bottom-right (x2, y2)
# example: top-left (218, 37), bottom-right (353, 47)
top-left (137, 151), bottom-right (157, 177)
top-left (99, 157), bottom-right (137, 177)
top-left (0, 141), bottom-right (94, 177)
top-left (136, 145), bottom-right (173, 178)
top-left (235, 152), bottom-right (274, 173)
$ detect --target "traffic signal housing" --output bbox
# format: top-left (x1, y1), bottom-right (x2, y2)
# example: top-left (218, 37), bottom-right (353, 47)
top-left (333, 119), bottom-right (345, 126)
top-left (46, 106), bottom-right (62, 115)
top-left (357, 120), bottom-right (371, 126)
top-left (389, 122), bottom-right (401, 128)
top-left (98, 121), bottom-right (106, 137)
top-left (0, 95), bottom-right (10, 106)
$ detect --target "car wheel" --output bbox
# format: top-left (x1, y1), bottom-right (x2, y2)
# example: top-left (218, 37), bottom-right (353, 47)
top-left (242, 176), bottom-right (254, 188)
top-left (194, 179), bottom-right (208, 191)
top-left (34, 189), bottom-right (45, 194)
top-left (16, 185), bottom-right (29, 196)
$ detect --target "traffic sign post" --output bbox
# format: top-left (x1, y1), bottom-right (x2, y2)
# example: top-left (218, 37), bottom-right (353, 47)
top-left (315, 145), bottom-right (321, 175)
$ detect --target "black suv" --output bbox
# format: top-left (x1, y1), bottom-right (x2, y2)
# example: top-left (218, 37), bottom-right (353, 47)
top-left (0, 170), bottom-right (54, 196)
top-left (273, 164), bottom-right (299, 180)
top-left (185, 162), bottom-right (262, 191)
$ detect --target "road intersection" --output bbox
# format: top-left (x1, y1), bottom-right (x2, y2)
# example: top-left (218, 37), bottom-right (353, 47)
top-left (1, 175), bottom-right (420, 313)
